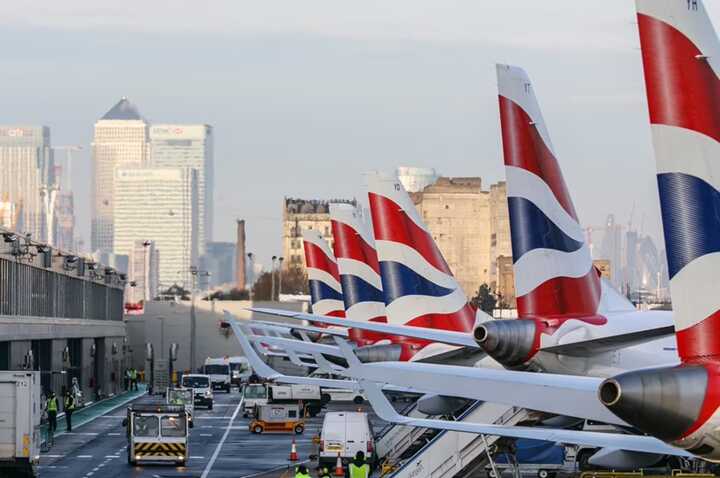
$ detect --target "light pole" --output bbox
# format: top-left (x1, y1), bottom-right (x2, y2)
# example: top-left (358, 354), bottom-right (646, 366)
top-left (270, 256), bottom-right (277, 301)
top-left (247, 252), bottom-right (254, 301)
top-left (278, 256), bottom-right (284, 299)
top-left (189, 266), bottom-right (210, 372)
top-left (156, 316), bottom-right (166, 359)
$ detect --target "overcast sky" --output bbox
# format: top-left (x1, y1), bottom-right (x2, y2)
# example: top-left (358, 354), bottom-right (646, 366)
top-left (3, 1), bottom-right (718, 268)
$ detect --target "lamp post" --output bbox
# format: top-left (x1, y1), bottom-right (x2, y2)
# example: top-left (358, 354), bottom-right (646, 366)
top-left (247, 252), bottom-right (254, 301)
top-left (278, 257), bottom-right (284, 299)
top-left (270, 256), bottom-right (277, 301)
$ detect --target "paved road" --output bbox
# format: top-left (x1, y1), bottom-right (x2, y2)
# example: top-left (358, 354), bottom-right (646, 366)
top-left (39, 388), bottom-right (386, 478)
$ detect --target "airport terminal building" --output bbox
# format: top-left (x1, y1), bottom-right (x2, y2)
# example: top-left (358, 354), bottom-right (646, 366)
top-left (0, 227), bottom-right (127, 399)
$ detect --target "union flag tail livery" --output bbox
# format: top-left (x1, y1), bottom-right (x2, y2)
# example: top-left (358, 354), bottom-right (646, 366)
top-left (367, 171), bottom-right (476, 360)
top-left (301, 229), bottom-right (345, 318)
top-left (599, 0), bottom-right (720, 460)
top-left (329, 203), bottom-right (388, 346)
top-left (497, 64), bottom-right (601, 318)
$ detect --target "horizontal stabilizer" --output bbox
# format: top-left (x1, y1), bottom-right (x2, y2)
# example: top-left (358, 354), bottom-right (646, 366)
top-left (362, 381), bottom-right (689, 457)
top-left (250, 307), bottom-right (479, 348)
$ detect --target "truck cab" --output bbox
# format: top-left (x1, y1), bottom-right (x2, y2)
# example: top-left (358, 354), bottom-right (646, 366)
top-left (181, 374), bottom-right (213, 410)
top-left (228, 356), bottom-right (251, 387)
top-left (125, 404), bottom-right (188, 467)
top-left (166, 388), bottom-right (195, 428)
top-left (242, 383), bottom-right (268, 418)
top-left (203, 357), bottom-right (232, 393)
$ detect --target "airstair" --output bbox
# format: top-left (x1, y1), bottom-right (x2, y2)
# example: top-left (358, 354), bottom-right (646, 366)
top-left (377, 402), bottom-right (530, 478)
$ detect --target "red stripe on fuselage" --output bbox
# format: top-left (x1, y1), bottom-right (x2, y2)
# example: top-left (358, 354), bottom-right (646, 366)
top-left (368, 193), bottom-right (452, 275)
top-left (499, 95), bottom-right (578, 220)
top-left (331, 220), bottom-right (380, 273)
top-left (676, 310), bottom-right (720, 362)
top-left (638, 14), bottom-right (720, 141)
top-left (680, 361), bottom-right (720, 439)
top-left (303, 241), bottom-right (340, 281)
top-left (517, 269), bottom-right (601, 318)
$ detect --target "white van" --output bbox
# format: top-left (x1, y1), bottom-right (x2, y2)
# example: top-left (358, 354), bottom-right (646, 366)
top-left (181, 374), bottom-right (214, 410)
top-left (228, 356), bottom-right (251, 387)
top-left (203, 357), bottom-right (232, 393)
top-left (319, 412), bottom-right (376, 469)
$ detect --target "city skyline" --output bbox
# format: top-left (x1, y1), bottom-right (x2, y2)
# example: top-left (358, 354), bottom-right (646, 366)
top-left (5, 1), bottom-right (719, 268)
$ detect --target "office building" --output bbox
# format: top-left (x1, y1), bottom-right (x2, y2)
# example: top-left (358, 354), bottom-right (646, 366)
top-left (91, 98), bottom-right (148, 252)
top-left (128, 239), bottom-right (159, 305)
top-left (0, 126), bottom-right (54, 241)
top-left (149, 124), bottom-right (213, 254)
top-left (204, 242), bottom-right (236, 289)
top-left (113, 168), bottom-right (198, 288)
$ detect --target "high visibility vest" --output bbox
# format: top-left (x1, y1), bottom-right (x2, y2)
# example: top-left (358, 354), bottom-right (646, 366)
top-left (130, 370), bottom-right (137, 379)
top-left (294, 472), bottom-right (311, 478)
top-left (65, 396), bottom-right (75, 410)
top-left (47, 397), bottom-right (58, 412)
top-left (349, 462), bottom-right (370, 478)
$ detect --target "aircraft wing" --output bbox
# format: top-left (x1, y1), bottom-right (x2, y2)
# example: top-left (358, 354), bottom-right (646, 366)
top-left (539, 326), bottom-right (676, 357)
top-left (252, 335), bottom-right (345, 358)
top-left (334, 339), bottom-right (626, 426)
top-left (361, 381), bottom-right (690, 458)
top-left (250, 307), bottom-right (479, 348)
top-left (251, 320), bottom-right (349, 338)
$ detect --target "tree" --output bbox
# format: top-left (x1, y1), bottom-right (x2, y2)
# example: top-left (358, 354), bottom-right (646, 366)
top-left (471, 283), bottom-right (498, 314)
top-left (206, 288), bottom-right (250, 301)
top-left (251, 268), bottom-right (309, 301)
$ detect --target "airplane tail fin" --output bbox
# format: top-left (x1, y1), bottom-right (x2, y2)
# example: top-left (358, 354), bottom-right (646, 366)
top-left (636, 0), bottom-right (720, 361)
top-left (301, 229), bottom-right (345, 318)
top-left (497, 63), bottom-right (601, 318)
top-left (329, 203), bottom-right (387, 345)
top-left (366, 171), bottom-right (476, 333)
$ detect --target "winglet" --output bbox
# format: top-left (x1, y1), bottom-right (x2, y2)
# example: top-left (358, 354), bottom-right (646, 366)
top-left (224, 310), bottom-right (281, 380)
top-left (335, 337), bottom-right (363, 370)
top-left (361, 380), bottom-right (412, 424)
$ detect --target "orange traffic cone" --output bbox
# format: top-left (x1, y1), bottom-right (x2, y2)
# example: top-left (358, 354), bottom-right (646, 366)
top-left (334, 452), bottom-right (344, 476)
top-left (289, 438), bottom-right (298, 461)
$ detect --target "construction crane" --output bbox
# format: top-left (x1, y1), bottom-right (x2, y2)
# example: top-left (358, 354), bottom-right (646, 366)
top-left (53, 145), bottom-right (83, 191)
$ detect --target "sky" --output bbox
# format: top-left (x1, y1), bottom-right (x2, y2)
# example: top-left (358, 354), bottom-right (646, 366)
top-left (2, 1), bottom-right (718, 268)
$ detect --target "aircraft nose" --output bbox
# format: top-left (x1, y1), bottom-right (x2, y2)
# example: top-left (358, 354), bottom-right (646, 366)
top-left (474, 319), bottom-right (537, 369)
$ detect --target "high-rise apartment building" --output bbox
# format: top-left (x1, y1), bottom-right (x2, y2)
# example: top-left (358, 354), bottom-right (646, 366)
top-left (91, 98), bottom-right (148, 252)
top-left (128, 239), bottom-right (160, 305)
top-left (0, 126), bottom-right (54, 241)
top-left (149, 124), bottom-right (213, 254)
top-left (113, 168), bottom-right (198, 288)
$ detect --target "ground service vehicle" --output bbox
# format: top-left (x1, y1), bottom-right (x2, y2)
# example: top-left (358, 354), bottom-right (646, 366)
top-left (125, 404), bottom-right (188, 466)
top-left (181, 374), bottom-right (213, 410)
top-left (203, 357), bottom-right (231, 392)
top-left (243, 383), bottom-right (326, 418)
top-left (0, 372), bottom-right (41, 477)
top-left (228, 356), bottom-right (251, 387)
top-left (166, 388), bottom-right (195, 427)
top-left (311, 372), bottom-right (365, 404)
top-left (249, 403), bottom-right (305, 435)
top-left (319, 411), bottom-right (376, 469)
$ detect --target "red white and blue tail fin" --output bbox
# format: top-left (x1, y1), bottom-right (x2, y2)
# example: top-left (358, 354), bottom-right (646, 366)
top-left (497, 64), bottom-right (601, 318)
top-left (366, 171), bottom-right (476, 333)
top-left (329, 203), bottom-right (387, 345)
top-left (301, 229), bottom-right (345, 318)
top-left (637, 0), bottom-right (720, 362)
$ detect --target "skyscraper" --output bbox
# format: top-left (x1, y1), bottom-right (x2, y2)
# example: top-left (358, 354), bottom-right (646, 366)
top-left (91, 98), bottom-right (148, 252)
top-left (113, 168), bottom-right (198, 288)
top-left (149, 124), bottom-right (213, 254)
top-left (0, 126), bottom-right (54, 241)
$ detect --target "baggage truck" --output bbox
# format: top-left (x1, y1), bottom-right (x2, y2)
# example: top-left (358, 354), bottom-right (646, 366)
top-left (242, 383), bottom-right (327, 418)
top-left (0, 372), bottom-right (41, 477)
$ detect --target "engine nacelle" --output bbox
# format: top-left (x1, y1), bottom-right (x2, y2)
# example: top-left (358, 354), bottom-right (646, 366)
top-left (474, 319), bottom-right (537, 369)
top-left (599, 364), bottom-right (720, 460)
top-left (416, 394), bottom-right (470, 416)
top-left (354, 343), bottom-right (403, 363)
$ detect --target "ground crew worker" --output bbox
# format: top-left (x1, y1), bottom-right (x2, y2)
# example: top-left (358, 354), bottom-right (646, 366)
top-left (348, 451), bottom-right (370, 478)
top-left (317, 465), bottom-right (331, 478)
top-left (64, 390), bottom-right (75, 432)
top-left (47, 392), bottom-right (58, 434)
top-left (129, 368), bottom-right (138, 391)
top-left (294, 464), bottom-right (311, 478)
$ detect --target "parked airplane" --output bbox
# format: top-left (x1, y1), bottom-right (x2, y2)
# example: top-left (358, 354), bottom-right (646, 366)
top-left (301, 229), bottom-right (345, 318)
top-left (597, 0), bottom-right (720, 461)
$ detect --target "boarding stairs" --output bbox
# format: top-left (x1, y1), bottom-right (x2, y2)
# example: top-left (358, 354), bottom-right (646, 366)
top-left (377, 402), bottom-right (530, 478)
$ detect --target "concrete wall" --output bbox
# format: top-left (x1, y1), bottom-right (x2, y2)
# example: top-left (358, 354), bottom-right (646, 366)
top-left (127, 300), bottom-right (307, 373)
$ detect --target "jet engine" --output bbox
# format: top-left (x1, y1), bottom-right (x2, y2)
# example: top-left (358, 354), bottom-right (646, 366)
top-left (474, 319), bottom-right (537, 369)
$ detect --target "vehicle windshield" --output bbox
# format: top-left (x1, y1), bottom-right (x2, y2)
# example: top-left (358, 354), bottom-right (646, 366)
top-left (161, 415), bottom-right (187, 437)
top-left (182, 376), bottom-right (209, 388)
top-left (230, 363), bottom-right (248, 373)
top-left (204, 365), bottom-right (229, 375)
top-left (244, 384), bottom-right (267, 399)
top-left (133, 415), bottom-right (159, 437)
top-left (168, 390), bottom-right (192, 404)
